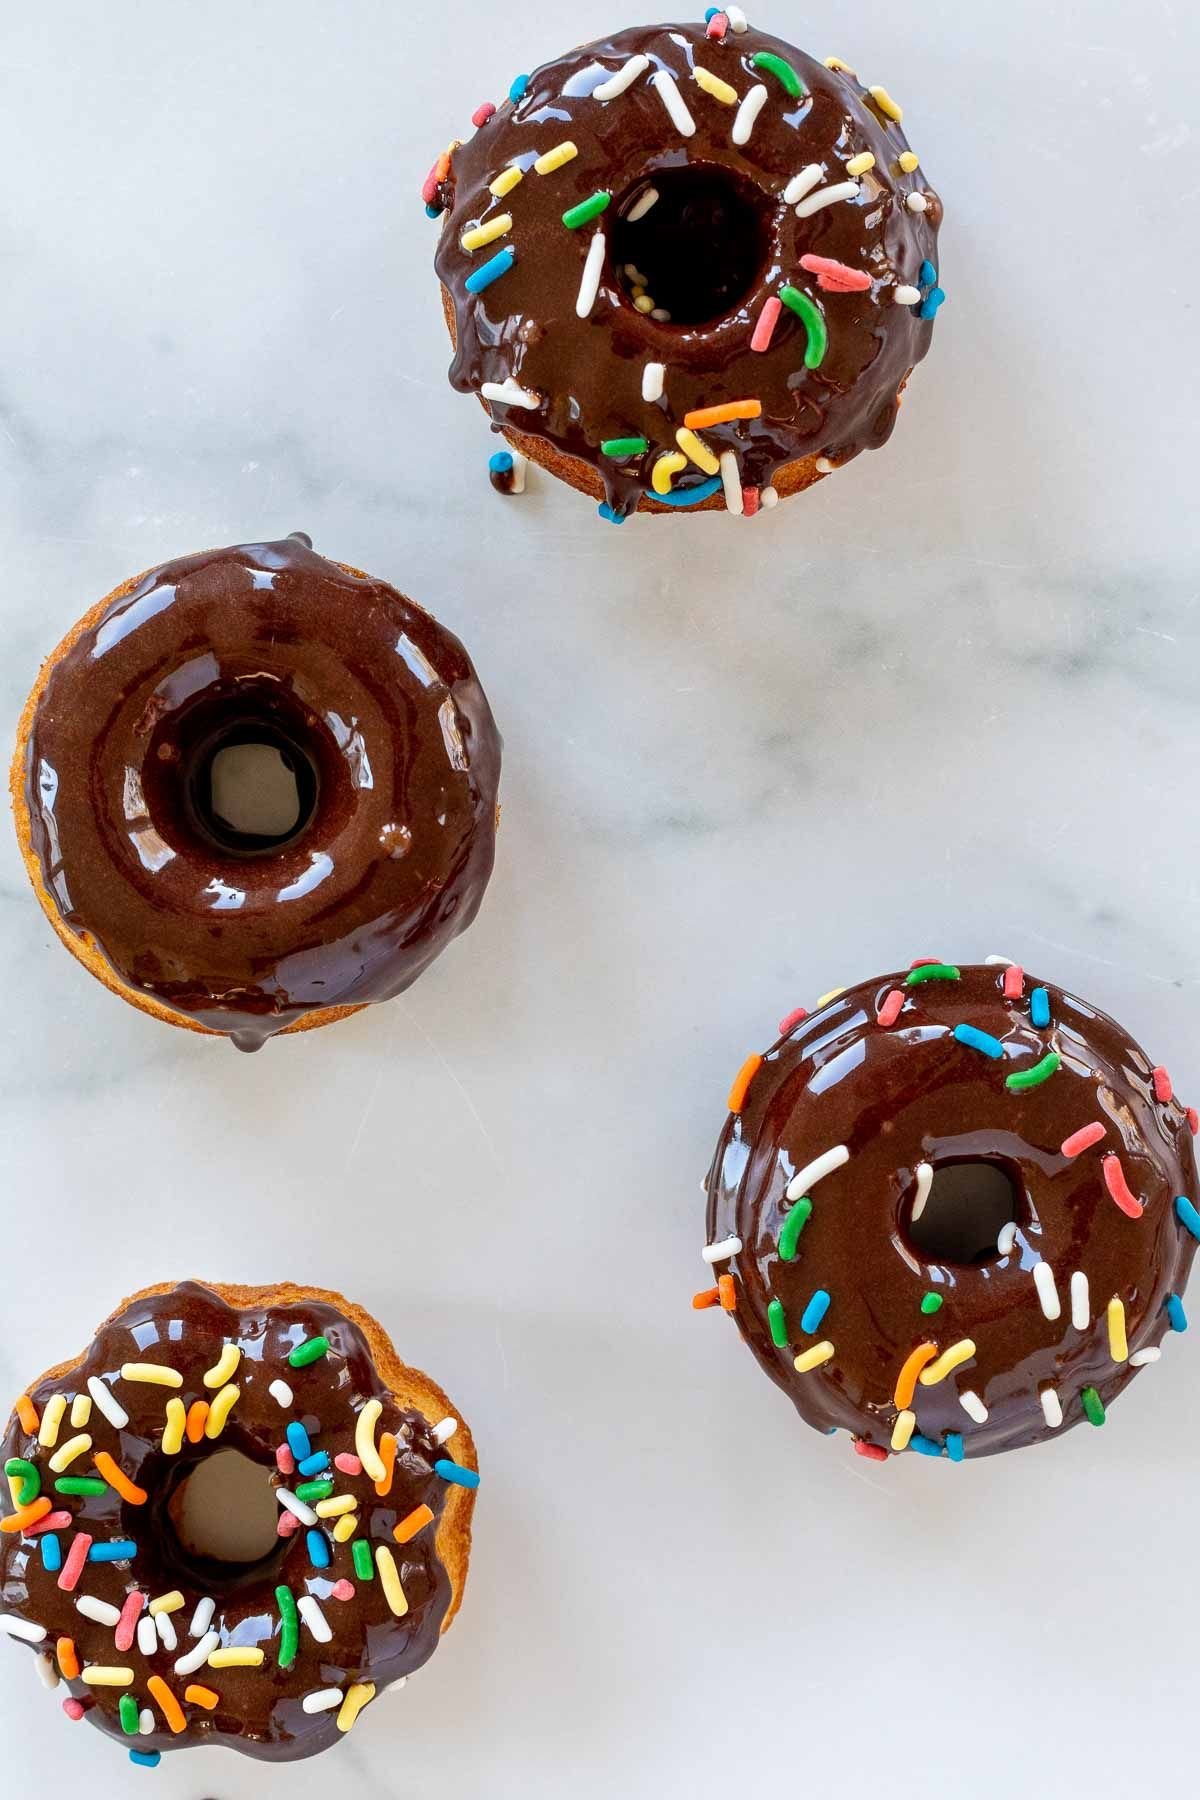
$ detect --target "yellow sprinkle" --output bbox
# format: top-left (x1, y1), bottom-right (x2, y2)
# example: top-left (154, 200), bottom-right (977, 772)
top-left (1107, 1297), bottom-right (1129, 1363)
top-left (824, 57), bottom-right (857, 74)
top-left (336, 1681), bottom-right (376, 1733)
top-left (205, 1385), bottom-right (239, 1440)
top-left (148, 1591), bottom-right (185, 1617)
top-left (203, 1345), bottom-right (242, 1390)
top-left (207, 1648), bottom-right (265, 1669)
top-left (869, 84), bottom-right (903, 123)
top-left (375, 1546), bottom-right (409, 1618)
top-left (355, 1398), bottom-right (386, 1484)
top-left (490, 166), bottom-right (524, 199)
top-left (460, 212), bottom-right (514, 252)
top-left (332, 1515), bottom-right (358, 1544)
top-left (846, 152), bottom-right (876, 177)
top-left (315, 1494), bottom-right (358, 1519)
top-left (48, 1434), bottom-right (92, 1474)
top-left (633, 295), bottom-right (655, 314)
top-left (120, 1364), bottom-right (182, 1389)
top-left (817, 987), bottom-right (847, 1007)
top-left (793, 1341), bottom-right (835, 1373)
top-left (675, 428), bottom-right (720, 476)
top-left (69, 1395), bottom-right (92, 1431)
top-left (6, 1474), bottom-right (21, 1508)
top-left (891, 1410), bottom-right (916, 1452)
top-left (898, 150), bottom-right (920, 173)
top-left (533, 140), bottom-right (578, 175)
top-left (919, 1340), bottom-right (977, 1386)
top-left (81, 1666), bottom-right (134, 1687)
top-left (693, 65), bottom-right (738, 105)
top-left (652, 451), bottom-right (688, 495)
top-left (161, 1398), bottom-right (186, 1457)
top-left (38, 1395), bottom-right (66, 1449)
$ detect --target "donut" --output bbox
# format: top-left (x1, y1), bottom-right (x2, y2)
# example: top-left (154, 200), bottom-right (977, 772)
top-left (700, 961), bottom-right (1200, 1460)
top-left (430, 12), bottom-right (943, 522)
top-left (0, 1281), bottom-right (477, 1766)
top-left (11, 534), bottom-right (501, 1051)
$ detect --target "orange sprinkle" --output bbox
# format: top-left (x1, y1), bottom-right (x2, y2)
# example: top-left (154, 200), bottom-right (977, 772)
top-left (57, 1637), bottom-right (80, 1680)
top-left (683, 400), bottom-right (763, 430)
top-left (727, 1053), bottom-right (763, 1115)
top-left (185, 1684), bottom-right (219, 1711)
top-left (718, 1274), bottom-right (737, 1312)
top-left (94, 1452), bottom-right (147, 1506)
top-left (15, 1396), bottom-right (39, 1436)
top-left (435, 150), bottom-right (452, 182)
top-left (373, 1432), bottom-right (398, 1499)
top-left (185, 1401), bottom-right (209, 1445)
top-left (147, 1675), bottom-right (187, 1734)
top-left (393, 1503), bottom-right (435, 1545)
top-left (1, 1496), bottom-right (52, 1534)
top-left (893, 1342), bottom-right (938, 1410)
top-left (692, 1287), bottom-right (720, 1310)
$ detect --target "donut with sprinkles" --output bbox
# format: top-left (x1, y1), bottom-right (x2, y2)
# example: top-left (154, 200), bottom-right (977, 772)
top-left (430, 13), bottom-right (944, 520)
top-left (0, 1282), bottom-right (477, 1765)
top-left (701, 963), bottom-right (1200, 1459)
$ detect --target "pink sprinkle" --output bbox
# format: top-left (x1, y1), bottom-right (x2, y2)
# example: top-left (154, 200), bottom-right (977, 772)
top-left (1188, 1107), bottom-right (1199, 1136)
top-left (27, 1511), bottom-right (73, 1534)
top-left (276, 1445), bottom-right (296, 1476)
top-left (277, 1513), bottom-right (300, 1538)
top-left (778, 1005), bottom-right (809, 1037)
top-left (908, 957), bottom-right (941, 968)
top-left (115, 1590), bottom-right (145, 1654)
top-left (853, 1439), bottom-right (889, 1462)
top-left (1103, 1154), bottom-right (1144, 1220)
top-left (330, 1580), bottom-right (355, 1603)
top-left (62, 1698), bottom-right (86, 1721)
top-left (421, 170), bottom-right (440, 207)
top-left (706, 10), bottom-right (729, 37)
top-left (1153, 1066), bottom-right (1174, 1103)
top-left (57, 1533), bottom-right (93, 1593)
top-left (1003, 964), bottom-right (1025, 999)
top-left (1061, 1122), bottom-right (1107, 1159)
top-left (334, 1453), bottom-right (363, 1476)
top-left (877, 989), bottom-right (905, 1029)
top-left (751, 296), bottom-right (783, 353)
top-left (799, 253), bottom-right (872, 293)
top-left (472, 102), bottom-right (496, 128)
top-left (742, 486), bottom-right (760, 517)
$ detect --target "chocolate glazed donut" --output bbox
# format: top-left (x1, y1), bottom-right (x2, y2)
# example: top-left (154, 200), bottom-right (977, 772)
top-left (11, 535), bottom-right (502, 1050)
top-left (701, 963), bottom-right (1200, 1460)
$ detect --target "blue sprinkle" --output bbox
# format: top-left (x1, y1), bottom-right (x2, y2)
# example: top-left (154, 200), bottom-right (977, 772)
top-left (953, 1023), bottom-right (1004, 1060)
top-left (509, 73), bottom-right (529, 103)
top-left (489, 451), bottom-right (514, 475)
top-left (297, 1451), bottom-right (330, 1479)
top-left (426, 203), bottom-right (444, 220)
top-left (1175, 1196), bottom-right (1200, 1241)
top-left (1166, 1293), bottom-right (1189, 1333)
top-left (651, 473), bottom-right (724, 508)
top-left (129, 1750), bottom-right (161, 1768)
top-left (945, 1433), bottom-right (965, 1463)
top-left (435, 1459), bottom-right (480, 1489)
top-left (598, 503), bottom-right (628, 525)
top-left (919, 260), bottom-right (937, 288)
top-left (40, 1533), bottom-right (62, 1574)
top-left (908, 1433), bottom-right (943, 1458)
top-left (465, 247), bottom-right (516, 295)
top-left (306, 1528), bottom-right (331, 1569)
top-left (88, 1539), bottom-right (137, 1563)
top-left (800, 1290), bottom-right (831, 1334)
top-left (705, 7), bottom-right (720, 17)
top-left (1030, 987), bottom-right (1051, 1028)
top-left (918, 287), bottom-right (946, 321)
top-left (286, 1421), bottom-right (313, 1462)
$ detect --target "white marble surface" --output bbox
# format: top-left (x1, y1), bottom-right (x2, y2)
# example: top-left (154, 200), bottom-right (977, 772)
top-left (1, 2), bottom-right (1198, 1795)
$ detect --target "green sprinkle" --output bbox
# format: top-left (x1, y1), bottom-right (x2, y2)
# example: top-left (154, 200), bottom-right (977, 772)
top-left (1005, 1052), bottom-right (1061, 1093)
top-left (276, 1584), bottom-right (299, 1670)
top-left (904, 963), bottom-right (962, 987)
top-left (4, 1457), bottom-right (39, 1507)
top-left (563, 190), bottom-right (611, 230)
top-left (352, 1539), bottom-right (375, 1582)
top-left (288, 1336), bottom-right (330, 1369)
top-left (779, 1196), bottom-right (813, 1261)
top-left (920, 1293), bottom-right (944, 1316)
top-left (751, 51), bottom-right (806, 99)
top-left (54, 1476), bottom-right (108, 1496)
top-left (1081, 1386), bottom-right (1106, 1427)
top-left (767, 1299), bottom-right (789, 1347)
top-left (601, 436), bottom-right (649, 458)
top-left (294, 1478), bottom-right (334, 1504)
top-left (779, 286), bottom-right (828, 370)
top-left (119, 1693), bottom-right (140, 1735)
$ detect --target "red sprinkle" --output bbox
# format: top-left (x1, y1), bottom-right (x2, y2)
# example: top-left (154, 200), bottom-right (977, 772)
top-left (799, 253), bottom-right (872, 293)
top-left (778, 1005), bottom-right (809, 1036)
top-left (472, 102), bottom-right (496, 128)
top-left (1061, 1122), bottom-right (1106, 1159)
top-left (706, 10), bottom-right (729, 37)
top-left (742, 486), bottom-right (760, 517)
top-left (27, 1510), bottom-right (72, 1534)
top-left (277, 1513), bottom-right (300, 1538)
top-left (1188, 1107), bottom-right (1199, 1136)
top-left (751, 296), bottom-right (783, 352)
top-left (853, 1439), bottom-right (889, 1462)
top-left (62, 1699), bottom-right (86, 1721)
top-left (334, 1453), bottom-right (363, 1477)
top-left (718, 1274), bottom-right (737, 1312)
top-left (1103, 1154), bottom-right (1144, 1220)
top-left (1003, 964), bottom-right (1025, 1000)
top-left (908, 957), bottom-right (941, 968)
top-left (1153, 1066), bottom-right (1174, 1103)
top-left (330, 1580), bottom-right (355, 1603)
top-left (57, 1533), bottom-right (92, 1594)
top-left (877, 989), bottom-right (905, 1029)
top-left (115, 1591), bottom-right (145, 1654)
top-left (275, 1445), bottom-right (295, 1476)
top-left (421, 169), bottom-right (441, 207)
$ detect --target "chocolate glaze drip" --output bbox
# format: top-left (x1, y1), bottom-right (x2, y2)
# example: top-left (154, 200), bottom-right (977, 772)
top-left (435, 20), bottom-right (942, 516)
top-left (0, 1283), bottom-right (455, 1761)
top-left (704, 967), bottom-right (1199, 1458)
top-left (19, 538), bottom-right (501, 1049)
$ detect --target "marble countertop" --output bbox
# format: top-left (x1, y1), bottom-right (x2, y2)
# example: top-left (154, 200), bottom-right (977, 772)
top-left (1, 2), bottom-right (1197, 1795)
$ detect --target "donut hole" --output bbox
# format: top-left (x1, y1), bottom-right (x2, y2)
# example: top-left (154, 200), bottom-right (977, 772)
top-left (906, 1160), bottom-right (1026, 1267)
top-left (192, 726), bottom-right (319, 854)
top-left (611, 163), bottom-right (770, 326)
top-left (165, 1450), bottom-right (281, 1571)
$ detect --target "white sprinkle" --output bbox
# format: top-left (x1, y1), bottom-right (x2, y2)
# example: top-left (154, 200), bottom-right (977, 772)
top-left (0, 1615), bottom-right (46, 1644)
top-left (642, 361), bottom-right (665, 404)
top-left (997, 1221), bottom-right (1018, 1257)
top-left (894, 286), bottom-right (922, 306)
top-left (906, 191), bottom-right (929, 213)
top-left (174, 1631), bottom-right (220, 1677)
top-left (785, 1144), bottom-right (850, 1203)
top-left (627, 187), bottom-right (659, 222)
top-left (910, 1162), bottom-right (934, 1223)
top-left (277, 1488), bottom-right (318, 1527)
top-left (432, 1417), bottom-right (458, 1446)
top-left (761, 486), bottom-right (779, 509)
top-left (815, 457), bottom-right (836, 475)
top-left (155, 1610), bottom-right (177, 1652)
top-left (1070, 1271), bottom-right (1091, 1330)
top-left (298, 1596), bottom-right (332, 1645)
top-left (137, 1614), bottom-right (158, 1658)
top-left (380, 1675), bottom-right (409, 1698)
top-left (783, 164), bottom-right (824, 205)
top-left (1040, 1387), bottom-right (1064, 1430)
top-left (650, 307), bottom-right (672, 322)
top-left (139, 1708), bottom-right (154, 1736)
top-left (1033, 1262), bottom-right (1061, 1321)
top-left (189, 1596), bottom-right (215, 1639)
top-left (593, 53), bottom-right (650, 102)
top-left (508, 450), bottom-right (528, 494)
top-left (76, 1596), bottom-right (122, 1629)
top-left (36, 1652), bottom-right (59, 1689)
top-left (1131, 1347), bottom-right (1162, 1367)
top-left (720, 451), bottom-right (744, 515)
top-left (268, 1379), bottom-right (294, 1410)
top-left (576, 231), bottom-right (607, 318)
top-left (959, 1390), bottom-right (989, 1425)
top-left (795, 181), bottom-right (860, 220)
top-left (726, 4), bottom-right (749, 29)
top-left (732, 83), bottom-right (769, 148)
top-left (86, 1376), bottom-right (129, 1431)
top-left (481, 377), bottom-right (541, 409)
top-left (303, 1687), bottom-right (344, 1715)
top-left (985, 955), bottom-right (1015, 966)
top-left (650, 69), bottom-right (696, 138)
top-left (703, 1235), bottom-right (742, 1263)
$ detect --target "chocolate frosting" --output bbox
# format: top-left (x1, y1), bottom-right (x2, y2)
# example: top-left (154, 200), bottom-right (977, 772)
top-left (703, 965), bottom-right (1200, 1459)
top-left (18, 537), bottom-right (501, 1049)
top-left (0, 1283), bottom-right (460, 1762)
top-left (434, 19), bottom-right (943, 516)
